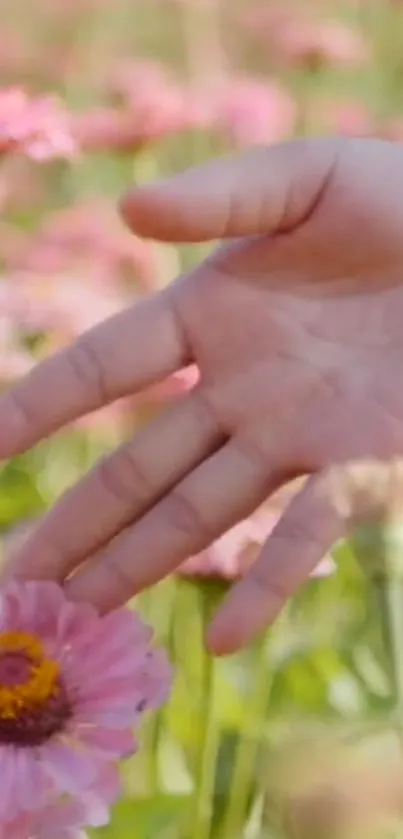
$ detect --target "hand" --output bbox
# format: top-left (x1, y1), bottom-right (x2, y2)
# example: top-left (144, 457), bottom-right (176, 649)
top-left (3, 136), bottom-right (403, 654)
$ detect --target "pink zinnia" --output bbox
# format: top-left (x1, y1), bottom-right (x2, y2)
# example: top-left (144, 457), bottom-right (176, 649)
top-left (214, 78), bottom-right (296, 147)
top-left (8, 798), bottom-right (90, 839)
top-left (0, 88), bottom-right (77, 160)
top-left (0, 580), bottom-right (172, 838)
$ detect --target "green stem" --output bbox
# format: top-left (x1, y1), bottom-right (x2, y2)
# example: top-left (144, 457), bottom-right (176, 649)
top-left (219, 637), bottom-right (273, 839)
top-left (386, 585), bottom-right (403, 749)
top-left (142, 716), bottom-right (161, 795)
top-left (353, 519), bottom-right (403, 744)
top-left (192, 657), bottom-right (219, 839)
top-left (139, 579), bottom-right (177, 794)
top-left (383, 524), bottom-right (403, 748)
top-left (382, 521), bottom-right (403, 740)
top-left (191, 590), bottom-right (221, 839)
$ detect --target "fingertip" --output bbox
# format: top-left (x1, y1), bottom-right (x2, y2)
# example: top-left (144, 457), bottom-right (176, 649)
top-left (121, 185), bottom-right (211, 244)
top-left (205, 611), bottom-right (244, 657)
top-left (120, 177), bottom-right (191, 242)
top-left (64, 561), bottom-right (122, 616)
top-left (119, 185), bottom-right (158, 239)
top-left (0, 390), bottom-right (33, 458)
top-left (205, 624), bottom-right (225, 657)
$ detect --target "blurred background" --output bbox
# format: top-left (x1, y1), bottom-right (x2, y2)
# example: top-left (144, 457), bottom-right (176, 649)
top-left (1, 0), bottom-right (403, 836)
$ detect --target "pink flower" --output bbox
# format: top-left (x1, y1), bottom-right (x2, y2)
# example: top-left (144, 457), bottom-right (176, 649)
top-left (73, 107), bottom-right (149, 154)
top-left (0, 580), bottom-right (172, 835)
top-left (106, 60), bottom-right (211, 141)
top-left (245, 10), bottom-right (369, 71)
top-left (13, 200), bottom-right (158, 292)
top-left (8, 765), bottom-right (121, 836)
top-left (312, 99), bottom-right (374, 137)
top-left (0, 88), bottom-right (77, 160)
top-left (179, 486), bottom-right (335, 581)
top-left (213, 78), bottom-right (296, 147)
top-left (0, 272), bottom-right (127, 346)
top-left (280, 21), bottom-right (368, 70)
top-left (17, 273), bottom-right (124, 337)
top-left (6, 798), bottom-right (89, 839)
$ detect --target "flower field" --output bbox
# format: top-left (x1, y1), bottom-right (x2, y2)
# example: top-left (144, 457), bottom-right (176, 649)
top-left (1, 1), bottom-right (403, 836)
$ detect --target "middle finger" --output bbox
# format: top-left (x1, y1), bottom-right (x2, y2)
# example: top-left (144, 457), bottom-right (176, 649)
top-left (7, 388), bottom-right (223, 584)
top-left (64, 434), bottom-right (293, 612)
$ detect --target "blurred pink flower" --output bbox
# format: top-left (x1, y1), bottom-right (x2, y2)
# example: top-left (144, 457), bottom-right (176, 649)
top-left (0, 272), bottom-right (125, 342)
top-left (73, 107), bottom-right (150, 154)
top-left (14, 201), bottom-right (157, 291)
top-left (245, 10), bottom-right (369, 71)
top-left (0, 580), bottom-right (172, 834)
top-left (105, 60), bottom-right (211, 141)
top-left (179, 487), bottom-right (335, 581)
top-left (0, 88), bottom-right (77, 160)
top-left (282, 22), bottom-right (369, 70)
top-left (312, 99), bottom-right (374, 136)
top-left (73, 98), bottom-right (208, 154)
top-left (212, 77), bottom-right (296, 146)
top-left (0, 270), bottom-right (136, 436)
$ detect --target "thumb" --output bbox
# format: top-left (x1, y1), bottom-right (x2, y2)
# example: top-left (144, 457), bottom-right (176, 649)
top-left (120, 138), bottom-right (341, 243)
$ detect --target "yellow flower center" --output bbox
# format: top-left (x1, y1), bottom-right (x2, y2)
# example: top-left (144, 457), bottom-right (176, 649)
top-left (0, 630), bottom-right (60, 719)
top-left (0, 630), bottom-right (71, 746)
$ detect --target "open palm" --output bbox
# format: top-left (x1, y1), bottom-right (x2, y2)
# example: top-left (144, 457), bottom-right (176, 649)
top-left (3, 136), bottom-right (403, 653)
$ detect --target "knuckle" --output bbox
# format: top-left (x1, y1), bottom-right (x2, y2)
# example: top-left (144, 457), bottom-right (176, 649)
top-left (248, 561), bottom-right (290, 604)
top-left (165, 287), bottom-right (193, 363)
top-left (193, 388), bottom-right (218, 431)
top-left (193, 386), bottom-right (230, 441)
top-left (67, 339), bottom-right (108, 405)
top-left (33, 526), bottom-right (76, 576)
top-left (97, 447), bottom-right (153, 507)
top-left (103, 547), bottom-right (135, 602)
top-left (320, 367), bottom-right (346, 405)
top-left (164, 489), bottom-right (214, 548)
top-left (8, 387), bottom-right (38, 430)
top-left (246, 513), bottom-right (320, 602)
top-left (235, 435), bottom-right (273, 476)
top-left (276, 513), bottom-right (318, 548)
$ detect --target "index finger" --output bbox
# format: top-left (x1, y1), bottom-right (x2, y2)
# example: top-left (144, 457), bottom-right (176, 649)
top-left (0, 290), bottom-right (187, 458)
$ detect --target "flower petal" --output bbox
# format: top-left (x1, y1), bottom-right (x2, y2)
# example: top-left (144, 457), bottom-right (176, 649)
top-left (14, 749), bottom-right (51, 812)
top-left (41, 740), bottom-right (99, 794)
top-left (0, 747), bottom-right (18, 820)
top-left (81, 765), bottom-right (121, 827)
top-left (75, 726), bottom-right (137, 760)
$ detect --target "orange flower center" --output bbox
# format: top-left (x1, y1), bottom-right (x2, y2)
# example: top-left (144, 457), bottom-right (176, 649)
top-left (0, 631), bottom-right (71, 746)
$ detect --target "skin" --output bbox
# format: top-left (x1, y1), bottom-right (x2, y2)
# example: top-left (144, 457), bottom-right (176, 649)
top-left (2, 136), bottom-right (403, 654)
